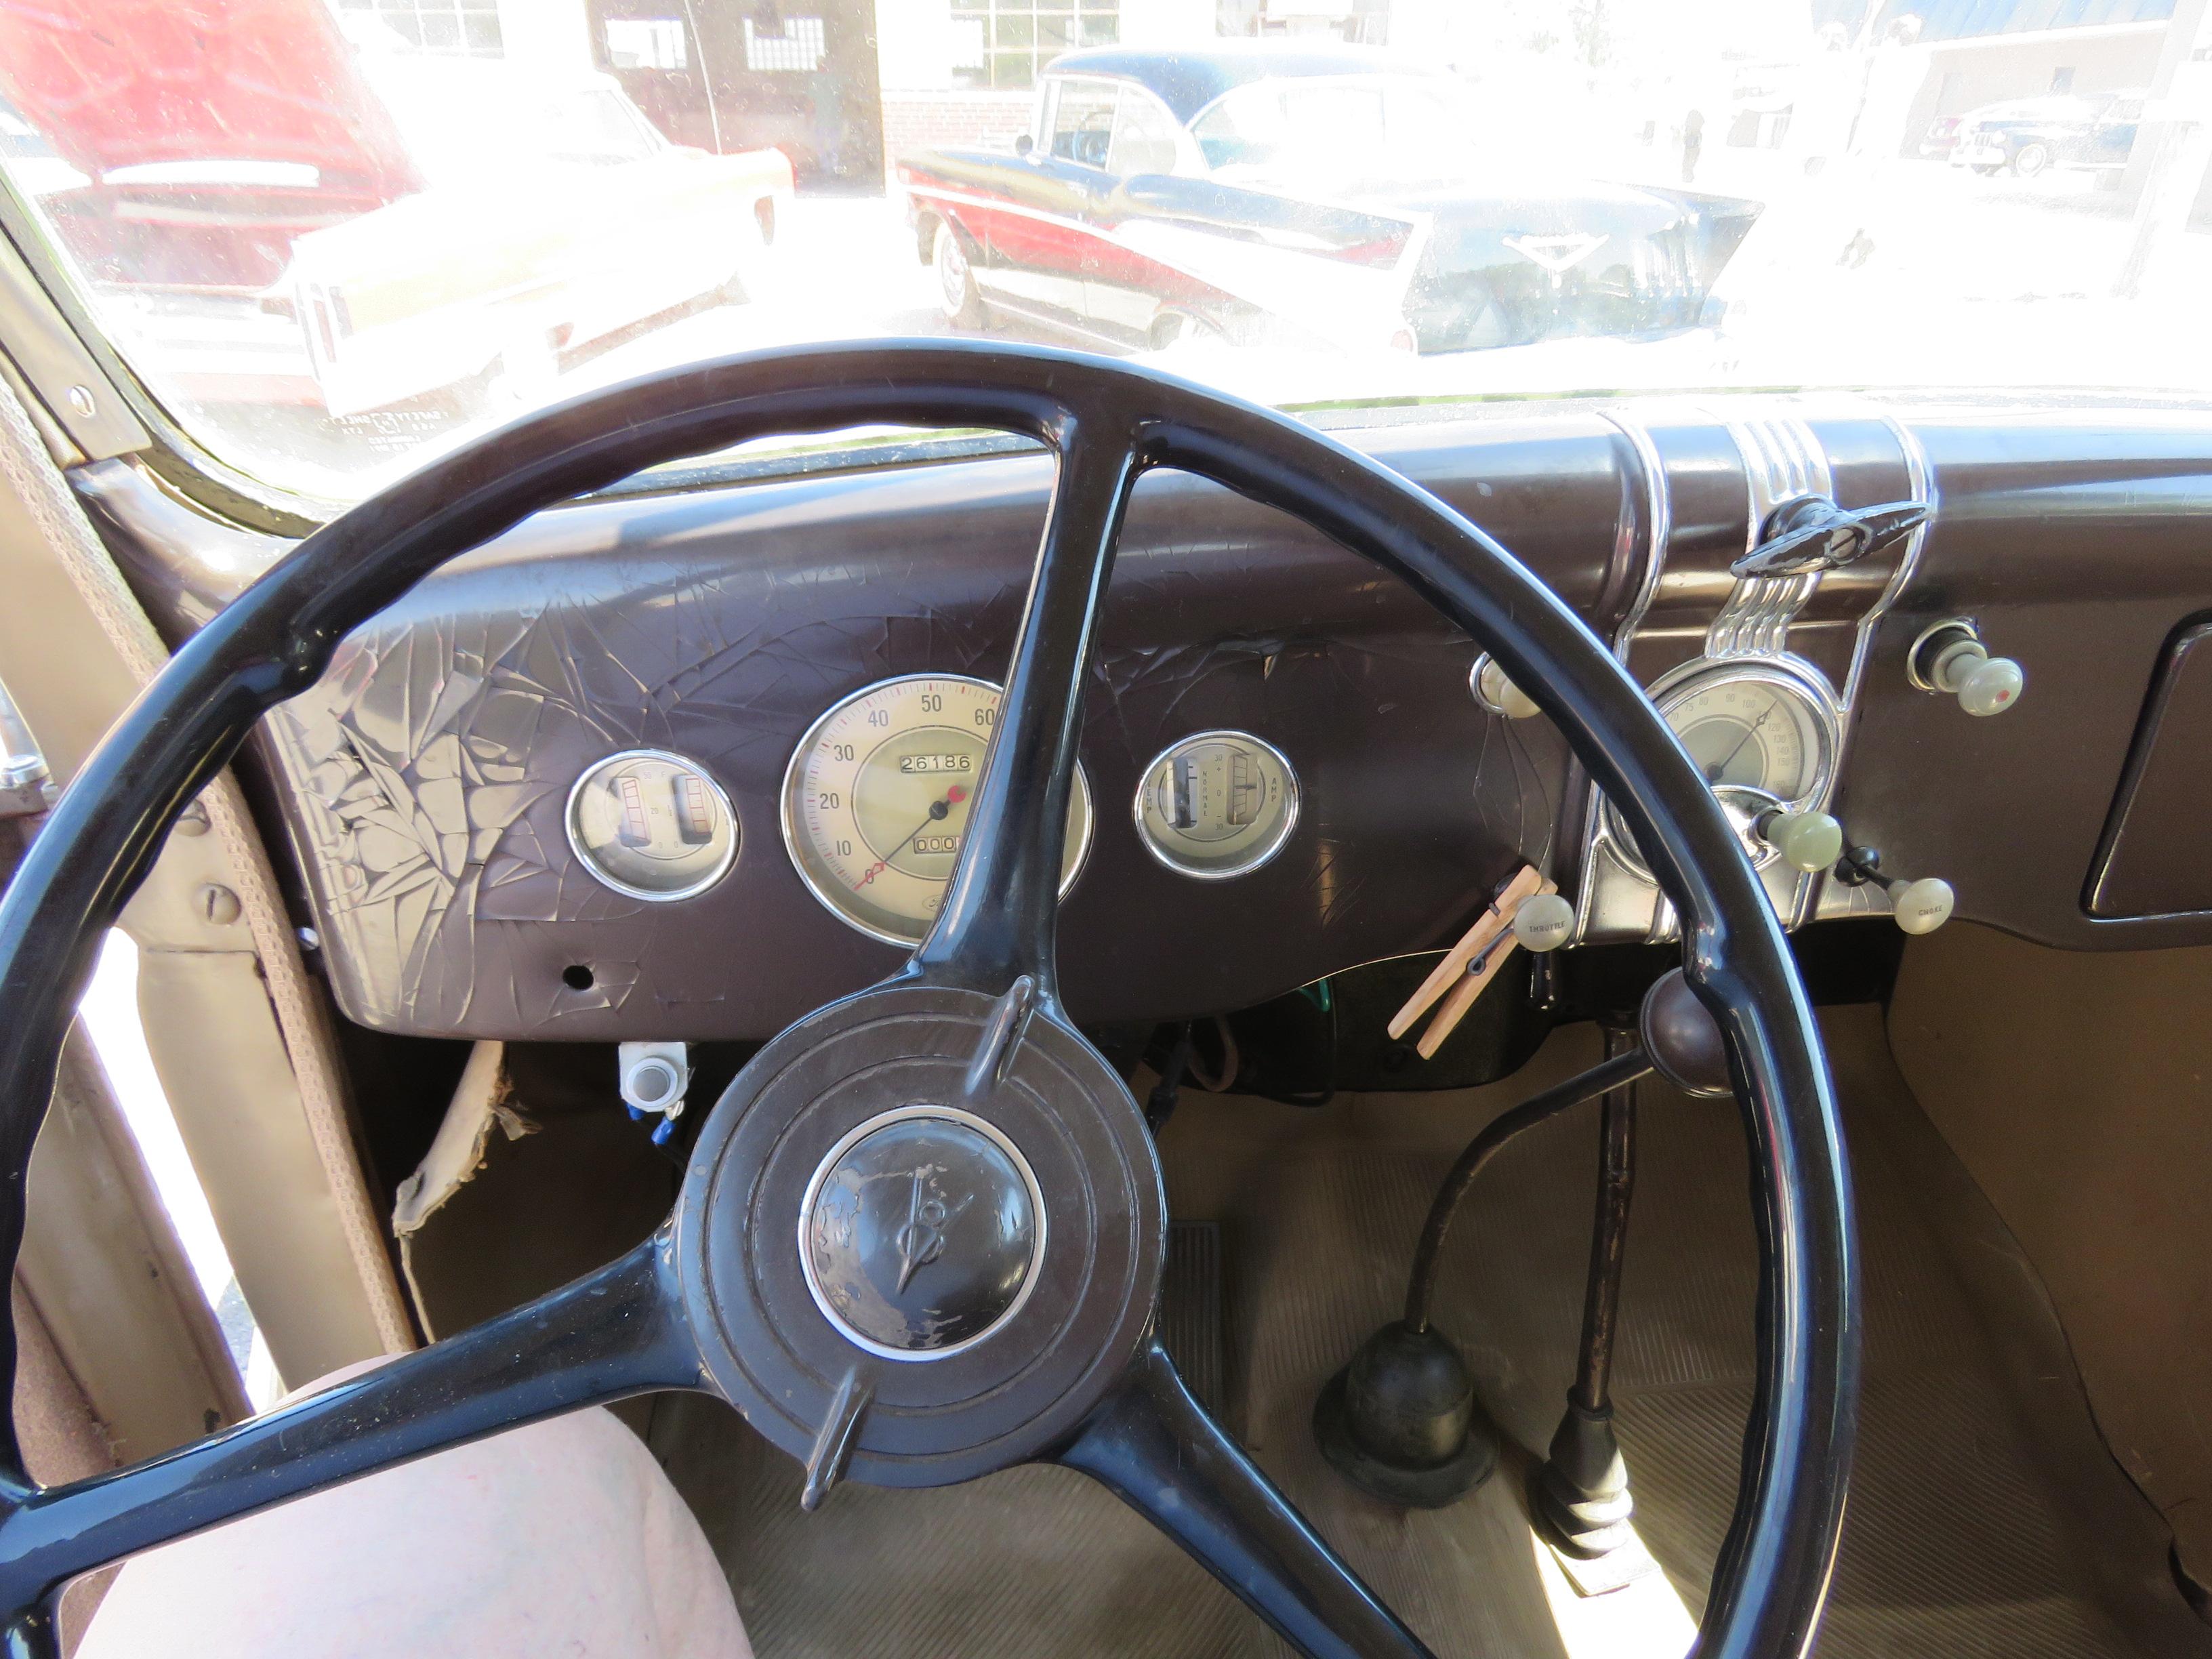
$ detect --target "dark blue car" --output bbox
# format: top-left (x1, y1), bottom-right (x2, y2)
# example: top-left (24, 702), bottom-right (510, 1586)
top-left (1948, 91), bottom-right (2143, 178)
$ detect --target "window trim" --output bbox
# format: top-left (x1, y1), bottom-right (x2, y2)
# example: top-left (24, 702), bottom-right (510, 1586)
top-left (0, 176), bottom-right (333, 535)
top-left (1107, 82), bottom-right (1203, 179)
top-left (1043, 74), bottom-right (1122, 173)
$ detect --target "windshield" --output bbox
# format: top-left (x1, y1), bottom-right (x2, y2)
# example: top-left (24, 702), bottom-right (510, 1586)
top-left (1, 0), bottom-right (2208, 501)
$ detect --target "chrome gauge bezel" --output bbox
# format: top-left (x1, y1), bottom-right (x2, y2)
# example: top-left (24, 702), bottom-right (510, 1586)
top-left (564, 747), bottom-right (741, 903)
top-left (1601, 660), bottom-right (1841, 882)
top-left (1130, 729), bottom-right (1302, 881)
top-left (779, 672), bottom-right (1096, 946)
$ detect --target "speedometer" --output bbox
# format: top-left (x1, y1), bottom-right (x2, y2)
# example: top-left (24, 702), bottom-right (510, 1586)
top-left (781, 674), bottom-right (1094, 945)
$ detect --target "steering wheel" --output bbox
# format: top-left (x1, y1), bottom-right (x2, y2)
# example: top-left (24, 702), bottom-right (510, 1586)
top-left (0, 343), bottom-right (1858, 1657)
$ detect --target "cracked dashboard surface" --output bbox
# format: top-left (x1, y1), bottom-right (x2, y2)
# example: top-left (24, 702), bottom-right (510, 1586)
top-left (220, 396), bottom-right (2212, 1042)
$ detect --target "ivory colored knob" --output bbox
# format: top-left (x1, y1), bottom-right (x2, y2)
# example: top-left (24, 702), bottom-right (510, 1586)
top-left (1892, 877), bottom-right (1954, 935)
top-left (1929, 633), bottom-right (2025, 717)
top-left (1764, 810), bottom-right (1843, 874)
top-left (1475, 657), bottom-right (1542, 720)
top-left (1513, 892), bottom-right (1576, 952)
top-left (1956, 655), bottom-right (2024, 717)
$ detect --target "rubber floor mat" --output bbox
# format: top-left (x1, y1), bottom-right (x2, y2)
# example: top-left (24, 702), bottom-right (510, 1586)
top-left (651, 1008), bottom-right (2211, 1658)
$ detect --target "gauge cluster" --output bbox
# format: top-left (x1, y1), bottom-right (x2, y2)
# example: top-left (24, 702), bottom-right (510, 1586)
top-left (562, 680), bottom-right (1311, 942)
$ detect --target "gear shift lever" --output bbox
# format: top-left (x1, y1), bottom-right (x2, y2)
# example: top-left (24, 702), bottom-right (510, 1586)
top-left (1313, 970), bottom-right (1727, 1509)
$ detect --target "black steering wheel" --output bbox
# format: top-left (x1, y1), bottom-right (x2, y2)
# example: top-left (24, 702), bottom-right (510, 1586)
top-left (0, 342), bottom-right (1858, 1657)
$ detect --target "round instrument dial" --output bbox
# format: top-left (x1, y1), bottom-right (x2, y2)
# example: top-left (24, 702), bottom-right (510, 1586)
top-left (782, 674), bottom-right (1094, 945)
top-left (566, 750), bottom-right (739, 901)
top-left (1134, 731), bottom-right (1300, 879)
top-left (1664, 674), bottom-right (1826, 801)
top-left (1605, 668), bottom-right (1834, 875)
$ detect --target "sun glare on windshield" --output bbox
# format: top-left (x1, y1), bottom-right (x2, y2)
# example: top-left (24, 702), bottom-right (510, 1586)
top-left (1, 0), bottom-right (2207, 498)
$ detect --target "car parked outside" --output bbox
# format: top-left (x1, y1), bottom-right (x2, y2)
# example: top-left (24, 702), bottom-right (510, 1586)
top-left (0, 0), bottom-right (794, 419)
top-left (287, 57), bottom-right (794, 416)
top-left (1919, 113), bottom-right (1963, 159)
top-left (897, 44), bottom-right (1760, 358)
top-left (1948, 91), bottom-right (2143, 178)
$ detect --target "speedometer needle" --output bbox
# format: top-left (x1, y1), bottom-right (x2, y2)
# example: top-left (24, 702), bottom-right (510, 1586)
top-left (857, 784), bottom-right (968, 888)
top-left (1706, 708), bottom-right (1773, 783)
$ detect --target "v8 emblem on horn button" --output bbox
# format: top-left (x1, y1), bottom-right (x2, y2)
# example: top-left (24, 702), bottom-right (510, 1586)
top-left (798, 1103), bottom-right (1046, 1361)
top-left (894, 1172), bottom-right (949, 1292)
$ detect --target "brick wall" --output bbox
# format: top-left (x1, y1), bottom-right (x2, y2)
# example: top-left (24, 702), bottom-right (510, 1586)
top-left (882, 90), bottom-right (1036, 180)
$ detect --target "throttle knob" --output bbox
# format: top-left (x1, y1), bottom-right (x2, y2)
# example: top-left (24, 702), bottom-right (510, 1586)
top-left (1912, 620), bottom-right (2024, 717)
top-left (1761, 809), bottom-right (1843, 874)
top-left (1512, 892), bottom-right (1576, 951)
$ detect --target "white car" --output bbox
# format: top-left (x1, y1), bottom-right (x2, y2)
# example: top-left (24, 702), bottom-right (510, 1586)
top-left (287, 60), bottom-right (794, 416)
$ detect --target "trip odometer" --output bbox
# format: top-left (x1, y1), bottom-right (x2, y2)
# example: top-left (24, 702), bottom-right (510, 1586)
top-left (781, 674), bottom-right (1094, 944)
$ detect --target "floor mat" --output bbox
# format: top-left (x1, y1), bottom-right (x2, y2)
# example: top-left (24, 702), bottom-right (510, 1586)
top-left (652, 1008), bottom-right (2210, 1658)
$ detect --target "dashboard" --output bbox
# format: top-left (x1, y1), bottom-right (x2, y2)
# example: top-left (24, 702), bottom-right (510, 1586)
top-left (150, 394), bottom-right (2212, 1041)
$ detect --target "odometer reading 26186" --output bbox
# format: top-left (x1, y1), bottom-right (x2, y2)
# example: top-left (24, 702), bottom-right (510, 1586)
top-left (780, 674), bottom-right (1094, 944)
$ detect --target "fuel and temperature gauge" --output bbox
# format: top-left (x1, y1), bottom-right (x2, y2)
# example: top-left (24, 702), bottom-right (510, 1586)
top-left (566, 749), bottom-right (739, 901)
top-left (1134, 731), bottom-right (1300, 880)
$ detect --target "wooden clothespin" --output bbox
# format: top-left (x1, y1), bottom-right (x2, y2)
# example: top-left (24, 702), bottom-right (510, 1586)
top-left (1389, 865), bottom-right (1557, 1061)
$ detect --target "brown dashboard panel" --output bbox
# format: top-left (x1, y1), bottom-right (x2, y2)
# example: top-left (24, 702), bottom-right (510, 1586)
top-left (96, 394), bottom-right (2212, 1042)
top-left (260, 414), bottom-right (1626, 1042)
top-left (1830, 414), bottom-right (2212, 951)
top-left (2087, 617), bottom-right (2212, 920)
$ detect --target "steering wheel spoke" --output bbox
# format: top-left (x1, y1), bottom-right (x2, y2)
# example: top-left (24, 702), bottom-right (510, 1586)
top-left (911, 419), bottom-right (1141, 997)
top-left (0, 1232), bottom-right (703, 1612)
top-left (1054, 1338), bottom-right (1432, 1659)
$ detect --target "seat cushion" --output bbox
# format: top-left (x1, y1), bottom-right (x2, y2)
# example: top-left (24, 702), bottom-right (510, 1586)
top-left (80, 1403), bottom-right (749, 1659)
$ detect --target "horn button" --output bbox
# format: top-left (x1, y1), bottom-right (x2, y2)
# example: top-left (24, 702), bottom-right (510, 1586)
top-left (800, 1107), bottom-right (1046, 1359)
top-left (676, 983), bottom-right (1165, 1489)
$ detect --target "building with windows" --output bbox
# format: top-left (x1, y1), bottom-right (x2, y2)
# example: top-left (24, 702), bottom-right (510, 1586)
top-left (321, 0), bottom-right (1596, 190)
top-left (1810, 0), bottom-right (2176, 152)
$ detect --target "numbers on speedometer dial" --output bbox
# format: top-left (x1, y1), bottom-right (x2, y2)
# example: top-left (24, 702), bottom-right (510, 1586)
top-left (1665, 676), bottom-right (1824, 802)
top-left (781, 674), bottom-right (1094, 945)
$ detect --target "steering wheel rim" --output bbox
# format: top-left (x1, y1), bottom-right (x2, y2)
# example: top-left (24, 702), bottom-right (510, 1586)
top-left (0, 341), bottom-right (1858, 1657)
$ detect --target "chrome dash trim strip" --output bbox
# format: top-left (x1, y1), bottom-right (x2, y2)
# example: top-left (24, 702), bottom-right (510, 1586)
top-left (1709, 411), bottom-right (1832, 659)
top-left (1807, 411), bottom-right (1940, 928)
top-left (1596, 407), bottom-right (1668, 663)
top-left (1572, 409), bottom-right (1675, 944)
top-left (1847, 413), bottom-right (1936, 711)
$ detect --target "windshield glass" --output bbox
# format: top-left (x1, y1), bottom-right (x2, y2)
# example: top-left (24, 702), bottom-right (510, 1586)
top-left (1, 0), bottom-right (2208, 500)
